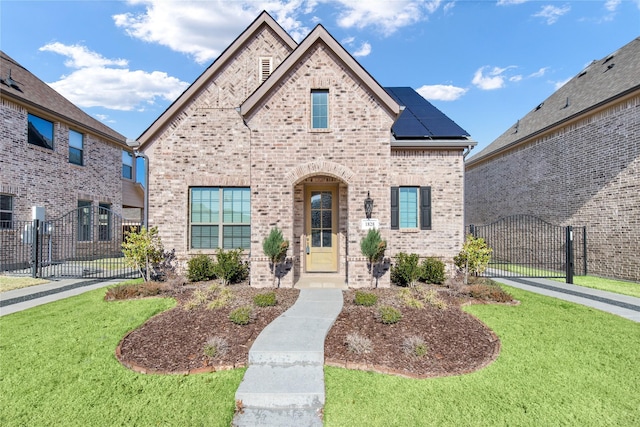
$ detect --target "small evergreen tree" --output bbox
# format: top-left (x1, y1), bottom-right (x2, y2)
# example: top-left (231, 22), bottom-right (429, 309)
top-left (262, 227), bottom-right (289, 287)
top-left (121, 226), bottom-right (164, 281)
top-left (360, 229), bottom-right (386, 288)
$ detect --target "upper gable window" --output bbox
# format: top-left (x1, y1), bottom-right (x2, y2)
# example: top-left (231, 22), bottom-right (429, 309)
top-left (259, 57), bottom-right (272, 83)
top-left (28, 113), bottom-right (54, 150)
top-left (122, 150), bottom-right (133, 179)
top-left (69, 129), bottom-right (84, 165)
top-left (311, 89), bottom-right (329, 129)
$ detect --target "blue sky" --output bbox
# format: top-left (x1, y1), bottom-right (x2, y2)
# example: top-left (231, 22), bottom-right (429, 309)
top-left (2, 0), bottom-right (639, 155)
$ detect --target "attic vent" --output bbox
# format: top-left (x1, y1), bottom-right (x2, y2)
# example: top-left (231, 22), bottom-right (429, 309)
top-left (604, 63), bottom-right (615, 72)
top-left (259, 57), bottom-right (272, 83)
top-left (0, 69), bottom-right (22, 92)
top-left (578, 70), bottom-right (587, 78)
top-left (603, 54), bottom-right (614, 64)
top-left (535, 102), bottom-right (544, 111)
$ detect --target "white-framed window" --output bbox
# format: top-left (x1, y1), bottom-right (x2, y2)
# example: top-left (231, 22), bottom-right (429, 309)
top-left (28, 113), bottom-right (54, 149)
top-left (122, 150), bottom-right (133, 179)
top-left (69, 129), bottom-right (84, 165)
top-left (78, 200), bottom-right (92, 241)
top-left (311, 89), bottom-right (329, 129)
top-left (259, 57), bottom-right (272, 83)
top-left (190, 187), bottom-right (250, 250)
top-left (391, 186), bottom-right (431, 230)
top-left (0, 194), bottom-right (13, 230)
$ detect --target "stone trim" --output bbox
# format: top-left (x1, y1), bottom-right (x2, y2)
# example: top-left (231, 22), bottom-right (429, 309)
top-left (284, 160), bottom-right (355, 185)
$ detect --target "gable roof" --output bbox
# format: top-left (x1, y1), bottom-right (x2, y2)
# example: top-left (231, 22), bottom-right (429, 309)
top-left (385, 87), bottom-right (473, 148)
top-left (0, 51), bottom-right (126, 145)
top-left (468, 36), bottom-right (640, 164)
top-left (240, 24), bottom-right (400, 119)
top-left (137, 11), bottom-right (297, 149)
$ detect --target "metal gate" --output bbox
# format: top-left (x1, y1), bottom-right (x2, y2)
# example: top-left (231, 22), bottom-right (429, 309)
top-left (469, 215), bottom-right (587, 284)
top-left (0, 206), bottom-right (141, 279)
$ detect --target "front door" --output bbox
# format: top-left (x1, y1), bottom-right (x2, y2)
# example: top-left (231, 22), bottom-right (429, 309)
top-left (305, 186), bottom-right (338, 272)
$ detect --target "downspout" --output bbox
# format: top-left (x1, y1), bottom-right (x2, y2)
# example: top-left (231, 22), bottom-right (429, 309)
top-left (463, 144), bottom-right (474, 160)
top-left (131, 144), bottom-right (149, 229)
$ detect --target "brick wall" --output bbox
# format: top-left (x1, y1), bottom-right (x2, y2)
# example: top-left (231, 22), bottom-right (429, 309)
top-left (465, 95), bottom-right (640, 281)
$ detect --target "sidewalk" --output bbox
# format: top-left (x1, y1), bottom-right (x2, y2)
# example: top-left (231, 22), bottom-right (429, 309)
top-left (0, 277), bottom-right (126, 317)
top-left (495, 277), bottom-right (640, 323)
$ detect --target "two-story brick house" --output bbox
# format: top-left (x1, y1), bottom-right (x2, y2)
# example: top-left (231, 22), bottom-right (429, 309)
top-left (137, 12), bottom-right (475, 287)
top-left (1, 51), bottom-right (144, 271)
top-left (465, 37), bottom-right (640, 282)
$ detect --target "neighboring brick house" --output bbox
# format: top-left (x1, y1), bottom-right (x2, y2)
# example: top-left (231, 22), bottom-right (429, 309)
top-left (1, 51), bottom-right (143, 266)
top-left (465, 37), bottom-right (640, 282)
top-left (137, 12), bottom-right (475, 287)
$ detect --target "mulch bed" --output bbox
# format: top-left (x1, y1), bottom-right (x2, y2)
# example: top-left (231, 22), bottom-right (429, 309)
top-left (114, 281), bottom-right (511, 378)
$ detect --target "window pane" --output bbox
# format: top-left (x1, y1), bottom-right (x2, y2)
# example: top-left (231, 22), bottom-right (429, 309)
top-left (191, 188), bottom-right (219, 223)
top-left (311, 229), bottom-right (321, 247)
top-left (78, 201), bottom-right (92, 241)
top-left (69, 130), bottom-right (83, 149)
top-left (69, 147), bottom-right (82, 165)
top-left (0, 195), bottom-right (12, 211)
top-left (28, 114), bottom-right (54, 149)
top-left (311, 90), bottom-right (328, 129)
top-left (223, 188), bottom-right (250, 223)
top-left (322, 211), bottom-right (332, 228)
top-left (322, 230), bottom-right (332, 248)
top-left (122, 151), bottom-right (133, 179)
top-left (0, 211), bottom-right (12, 229)
top-left (399, 187), bottom-right (418, 228)
top-left (99, 203), bottom-right (111, 241)
top-left (191, 225), bottom-right (218, 249)
top-left (222, 225), bottom-right (250, 249)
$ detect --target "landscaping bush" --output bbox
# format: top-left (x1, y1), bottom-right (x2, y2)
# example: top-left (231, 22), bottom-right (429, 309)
top-left (229, 306), bottom-right (253, 325)
top-left (203, 336), bottom-right (229, 359)
top-left (390, 252), bottom-right (421, 287)
top-left (402, 336), bottom-right (428, 358)
top-left (360, 229), bottom-right (387, 288)
top-left (263, 227), bottom-right (289, 287)
top-left (213, 248), bottom-right (248, 286)
top-left (377, 305), bottom-right (402, 324)
top-left (420, 257), bottom-right (446, 284)
top-left (104, 281), bottom-right (168, 300)
top-left (346, 333), bottom-right (373, 354)
top-left (354, 290), bottom-right (378, 306)
top-left (186, 254), bottom-right (215, 282)
top-left (121, 226), bottom-right (165, 281)
top-left (253, 291), bottom-right (277, 307)
top-left (207, 287), bottom-right (234, 310)
top-left (466, 283), bottom-right (513, 303)
top-left (398, 288), bottom-right (424, 309)
top-left (454, 234), bottom-right (493, 284)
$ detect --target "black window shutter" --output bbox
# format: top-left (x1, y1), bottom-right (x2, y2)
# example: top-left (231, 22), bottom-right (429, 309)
top-left (420, 186), bottom-right (431, 230)
top-left (391, 187), bottom-right (399, 230)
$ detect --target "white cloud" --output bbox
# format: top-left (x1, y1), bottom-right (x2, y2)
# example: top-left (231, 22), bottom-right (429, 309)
top-left (471, 65), bottom-right (516, 90)
top-left (605, 0), bottom-right (621, 12)
top-left (416, 84), bottom-right (468, 101)
top-left (533, 4), bottom-right (571, 25)
top-left (40, 43), bottom-right (189, 111)
top-left (528, 67), bottom-right (548, 78)
top-left (496, 0), bottom-right (528, 5)
top-left (509, 75), bottom-right (523, 82)
top-left (353, 42), bottom-right (372, 57)
top-left (554, 77), bottom-right (572, 90)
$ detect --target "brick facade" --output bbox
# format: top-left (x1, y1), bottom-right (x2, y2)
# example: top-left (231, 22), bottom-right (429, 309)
top-left (465, 95), bottom-right (640, 282)
top-left (142, 16), bottom-right (469, 287)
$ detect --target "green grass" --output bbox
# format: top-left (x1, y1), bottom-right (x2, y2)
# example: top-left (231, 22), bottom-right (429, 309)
top-left (0, 275), bottom-right (49, 292)
top-left (324, 285), bottom-right (640, 426)
top-left (0, 288), bottom-right (243, 426)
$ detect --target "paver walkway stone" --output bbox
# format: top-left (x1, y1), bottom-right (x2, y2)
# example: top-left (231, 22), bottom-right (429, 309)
top-left (233, 288), bottom-right (343, 426)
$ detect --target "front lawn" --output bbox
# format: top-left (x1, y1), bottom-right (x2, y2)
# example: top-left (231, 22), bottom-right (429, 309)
top-left (0, 288), bottom-right (243, 426)
top-left (323, 285), bottom-right (640, 426)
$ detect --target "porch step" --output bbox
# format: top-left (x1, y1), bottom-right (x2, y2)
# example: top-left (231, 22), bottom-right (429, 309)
top-left (233, 407), bottom-right (323, 427)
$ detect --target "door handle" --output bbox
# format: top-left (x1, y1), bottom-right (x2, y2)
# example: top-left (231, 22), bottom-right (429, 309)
top-left (306, 236), bottom-right (310, 254)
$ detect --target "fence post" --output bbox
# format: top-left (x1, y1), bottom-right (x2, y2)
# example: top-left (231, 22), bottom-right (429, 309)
top-left (583, 226), bottom-right (587, 276)
top-left (31, 219), bottom-right (40, 278)
top-left (565, 226), bottom-right (574, 284)
top-left (469, 224), bottom-right (475, 237)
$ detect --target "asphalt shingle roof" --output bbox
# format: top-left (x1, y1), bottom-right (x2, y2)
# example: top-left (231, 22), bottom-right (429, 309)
top-left (469, 37), bottom-right (640, 162)
top-left (0, 51), bottom-right (126, 145)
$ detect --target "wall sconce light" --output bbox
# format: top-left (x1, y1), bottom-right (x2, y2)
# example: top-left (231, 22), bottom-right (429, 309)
top-left (364, 191), bottom-right (373, 219)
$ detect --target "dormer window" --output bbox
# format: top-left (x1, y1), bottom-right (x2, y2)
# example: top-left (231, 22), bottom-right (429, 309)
top-left (259, 57), bottom-right (272, 83)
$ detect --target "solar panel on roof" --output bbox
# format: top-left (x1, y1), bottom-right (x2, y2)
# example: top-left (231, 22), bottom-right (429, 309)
top-left (385, 87), bottom-right (470, 139)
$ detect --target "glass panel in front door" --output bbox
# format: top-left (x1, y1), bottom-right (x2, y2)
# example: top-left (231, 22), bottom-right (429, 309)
top-left (310, 191), bottom-right (332, 248)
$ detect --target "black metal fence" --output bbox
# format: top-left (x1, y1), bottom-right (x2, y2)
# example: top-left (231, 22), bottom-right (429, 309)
top-left (0, 206), bottom-right (141, 279)
top-left (469, 215), bottom-right (587, 284)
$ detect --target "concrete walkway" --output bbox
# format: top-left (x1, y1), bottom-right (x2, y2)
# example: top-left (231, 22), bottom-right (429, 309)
top-left (495, 277), bottom-right (640, 323)
top-left (0, 277), bottom-right (124, 316)
top-left (233, 288), bottom-right (343, 427)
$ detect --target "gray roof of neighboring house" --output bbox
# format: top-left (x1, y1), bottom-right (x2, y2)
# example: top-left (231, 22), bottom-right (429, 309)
top-left (0, 51), bottom-right (127, 146)
top-left (468, 36), bottom-right (640, 163)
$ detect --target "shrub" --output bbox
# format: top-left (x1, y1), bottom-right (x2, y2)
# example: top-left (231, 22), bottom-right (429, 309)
top-left (184, 289), bottom-right (210, 310)
top-left (121, 226), bottom-right (165, 281)
top-left (377, 305), bottom-right (402, 324)
top-left (420, 257), bottom-right (446, 284)
top-left (213, 248), bottom-right (248, 286)
top-left (203, 336), bottom-right (229, 359)
top-left (354, 290), bottom-right (378, 306)
top-left (467, 283), bottom-right (513, 303)
top-left (398, 288), bottom-right (424, 309)
top-left (104, 281), bottom-right (168, 300)
top-left (402, 336), bottom-right (428, 358)
top-left (346, 333), bottom-right (373, 354)
top-left (360, 229), bottom-right (387, 288)
top-left (454, 234), bottom-right (493, 284)
top-left (207, 288), bottom-right (234, 310)
top-left (186, 254), bottom-right (215, 282)
top-left (229, 306), bottom-right (253, 325)
top-left (263, 227), bottom-right (289, 287)
top-left (390, 252), bottom-right (421, 287)
top-left (253, 291), bottom-right (277, 307)
top-left (417, 287), bottom-right (448, 310)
